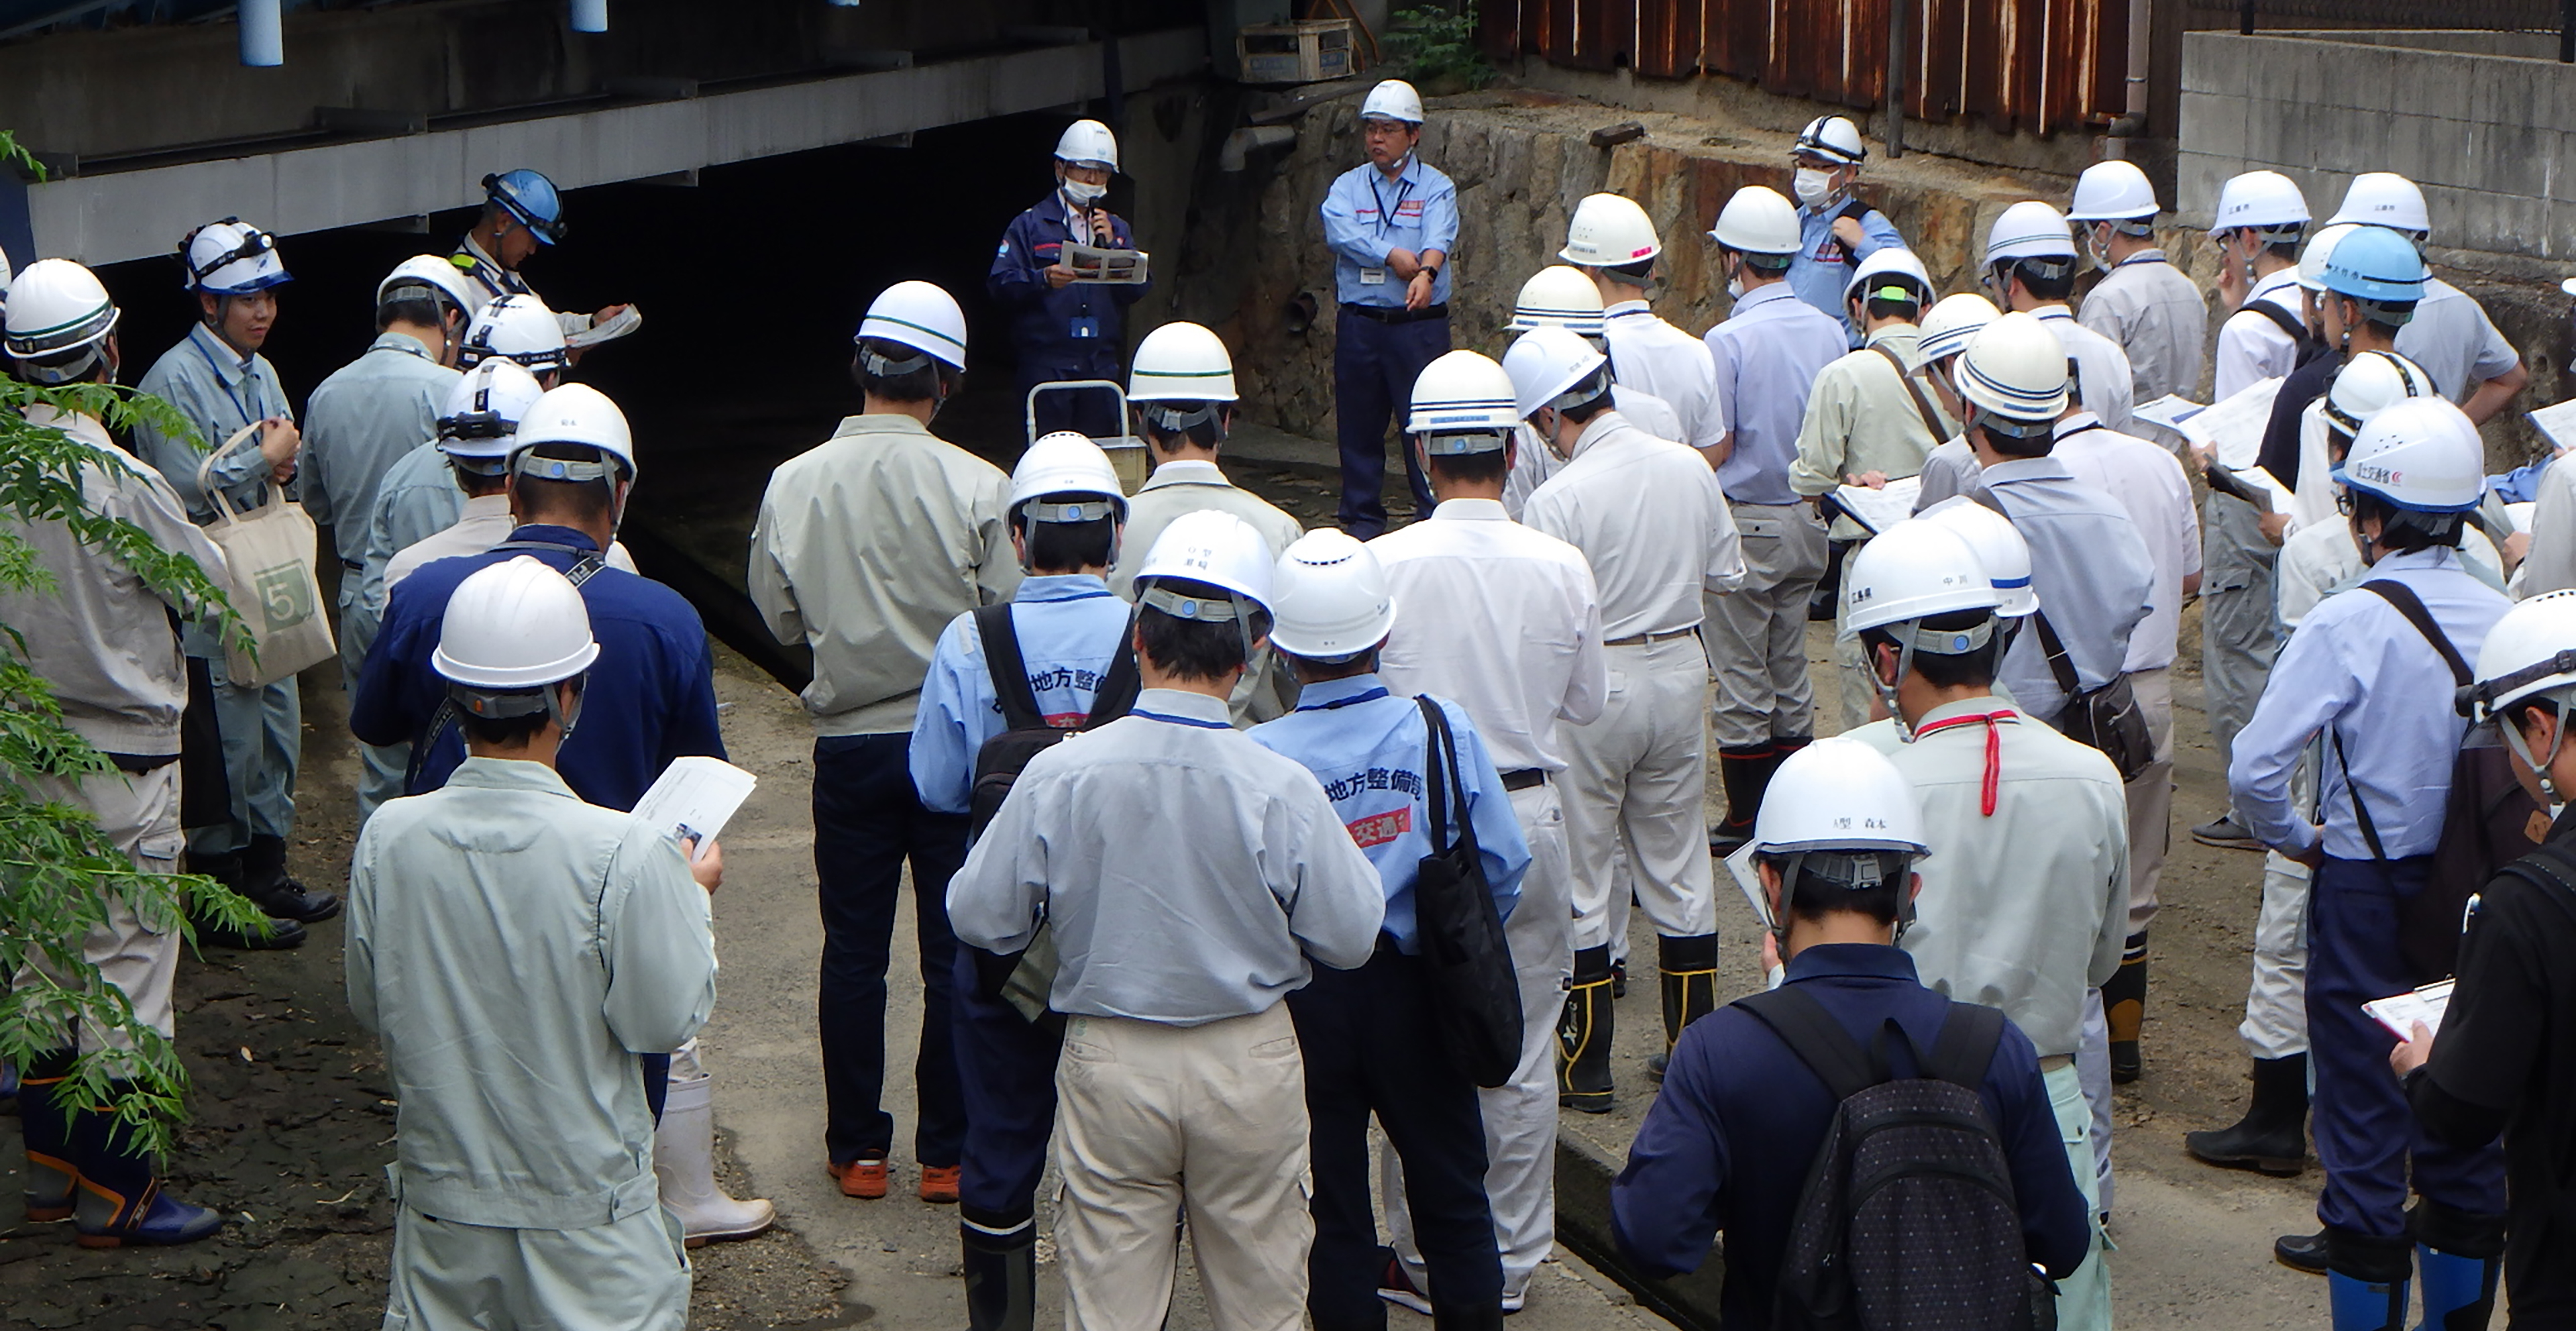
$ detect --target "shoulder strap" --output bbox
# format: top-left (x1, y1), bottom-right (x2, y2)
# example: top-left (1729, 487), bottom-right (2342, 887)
top-left (2247, 297), bottom-right (2310, 348)
top-left (1082, 608), bottom-right (1143, 729)
top-left (1870, 343), bottom-right (1947, 439)
top-left (2498, 840), bottom-right (2576, 928)
top-left (2332, 731), bottom-right (2390, 862)
top-left (489, 539), bottom-right (607, 587)
top-left (1737, 985), bottom-right (1879, 1102)
top-left (2359, 580), bottom-right (2473, 686)
top-left (975, 604), bottom-right (1047, 733)
top-left (1417, 696), bottom-right (1466, 853)
top-left (2031, 610), bottom-right (2084, 698)
top-left (1923, 1001), bottom-right (2008, 1089)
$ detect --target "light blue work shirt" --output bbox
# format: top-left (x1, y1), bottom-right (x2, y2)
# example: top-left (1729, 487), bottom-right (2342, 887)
top-left (1980, 456), bottom-right (2154, 724)
top-left (1320, 154), bottom-right (1459, 308)
top-left (131, 323), bottom-right (297, 658)
top-left (2228, 546), bottom-right (2511, 861)
top-left (301, 331), bottom-right (458, 564)
top-left (1703, 282), bottom-right (1851, 505)
top-left (1248, 676), bottom-right (1526, 955)
top-left (358, 441), bottom-right (468, 623)
top-left (910, 574), bottom-right (1134, 816)
top-left (1788, 199), bottom-right (1904, 344)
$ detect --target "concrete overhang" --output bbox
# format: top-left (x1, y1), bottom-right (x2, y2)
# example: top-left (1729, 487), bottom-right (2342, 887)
top-left (11, 25), bottom-right (1203, 266)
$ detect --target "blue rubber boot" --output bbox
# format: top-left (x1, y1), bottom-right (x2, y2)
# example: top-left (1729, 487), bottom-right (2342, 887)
top-left (2328, 1272), bottom-right (2410, 1331)
top-left (17, 1049), bottom-right (78, 1221)
top-left (70, 1085), bottom-right (224, 1248)
top-left (2414, 1247), bottom-right (2500, 1331)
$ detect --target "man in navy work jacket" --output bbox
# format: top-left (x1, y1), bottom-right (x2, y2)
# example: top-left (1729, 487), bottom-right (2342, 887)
top-left (1613, 739), bottom-right (2090, 1330)
top-left (988, 119), bottom-right (1150, 441)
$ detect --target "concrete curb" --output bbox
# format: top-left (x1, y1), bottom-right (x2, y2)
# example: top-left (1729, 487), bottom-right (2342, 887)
top-left (1554, 1127), bottom-right (1725, 1330)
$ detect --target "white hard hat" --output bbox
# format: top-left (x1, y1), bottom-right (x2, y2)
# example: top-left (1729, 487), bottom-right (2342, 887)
top-left (1010, 431), bottom-right (1127, 523)
top-left (2, 258), bottom-right (119, 384)
top-left (1268, 529), bottom-right (1398, 660)
top-left (2334, 396), bottom-right (2483, 514)
top-left (1752, 737), bottom-right (1929, 857)
top-left (462, 294), bottom-right (570, 374)
top-left (1129, 321), bottom-right (1239, 440)
top-left (1132, 509), bottom-right (1275, 619)
top-left (1708, 185), bottom-right (1802, 256)
top-left (376, 254), bottom-right (478, 317)
top-left (1953, 311), bottom-right (2070, 425)
top-left (2212, 170), bottom-right (2310, 235)
top-left (1843, 245), bottom-right (1933, 304)
top-left (508, 382), bottom-right (637, 484)
top-left (1055, 119), bottom-right (1120, 172)
top-left (2066, 159), bottom-right (2161, 223)
top-left (1793, 115), bottom-right (1867, 166)
top-left (1918, 495), bottom-right (2039, 617)
top-left (1407, 349), bottom-right (1521, 443)
top-left (2326, 172), bottom-right (2430, 235)
top-left (1841, 519), bottom-right (2001, 641)
top-left (180, 218), bottom-right (290, 295)
top-left (1508, 265), bottom-right (1607, 335)
top-left (2295, 222), bottom-right (2361, 293)
top-left (1916, 292), bottom-right (2001, 364)
top-left (1985, 201), bottom-right (2078, 266)
top-left (433, 556), bottom-right (601, 691)
top-left (1560, 193), bottom-right (1662, 268)
top-left (437, 359), bottom-right (548, 464)
top-left (1360, 79), bottom-right (1426, 124)
top-left (857, 280), bottom-right (969, 371)
top-left (1502, 326), bottom-right (1609, 419)
top-left (2321, 350), bottom-right (2436, 439)
top-left (2467, 590), bottom-right (2576, 726)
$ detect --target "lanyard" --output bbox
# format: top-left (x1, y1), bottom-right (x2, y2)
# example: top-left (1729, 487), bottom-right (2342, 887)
top-left (1133, 708), bottom-right (1230, 730)
top-left (191, 334), bottom-right (267, 429)
top-left (1913, 708), bottom-right (2019, 816)
top-left (1366, 163), bottom-right (1413, 235)
top-left (1296, 686), bottom-right (1391, 713)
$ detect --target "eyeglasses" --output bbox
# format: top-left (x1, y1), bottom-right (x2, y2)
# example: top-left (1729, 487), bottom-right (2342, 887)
top-left (2334, 489), bottom-right (2356, 516)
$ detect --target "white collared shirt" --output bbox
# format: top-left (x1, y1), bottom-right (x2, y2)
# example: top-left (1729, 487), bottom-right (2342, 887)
top-left (2214, 268), bottom-right (2308, 401)
top-left (2049, 413), bottom-right (2200, 672)
top-left (1521, 412), bottom-right (1742, 639)
top-left (1603, 301), bottom-right (1725, 451)
top-left (2032, 305), bottom-right (2136, 435)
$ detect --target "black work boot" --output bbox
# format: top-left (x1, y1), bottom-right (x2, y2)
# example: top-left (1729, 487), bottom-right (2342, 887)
top-left (2186, 1054), bottom-right (2308, 1176)
top-left (1648, 933), bottom-right (1720, 1082)
top-left (2104, 932), bottom-right (2148, 1083)
top-left (961, 1216), bottom-right (1037, 1331)
top-left (1557, 946), bottom-right (1615, 1114)
top-left (18, 1048), bottom-right (78, 1221)
top-left (183, 848), bottom-right (306, 951)
top-left (239, 833), bottom-right (343, 923)
top-left (1707, 745), bottom-right (1773, 855)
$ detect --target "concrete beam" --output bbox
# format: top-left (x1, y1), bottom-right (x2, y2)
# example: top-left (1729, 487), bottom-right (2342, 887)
top-left (19, 26), bottom-right (1204, 266)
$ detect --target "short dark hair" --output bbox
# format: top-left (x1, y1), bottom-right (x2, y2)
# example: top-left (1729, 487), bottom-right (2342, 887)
top-left (1286, 647), bottom-right (1379, 682)
top-left (1138, 403), bottom-right (1228, 451)
top-left (453, 678), bottom-right (582, 746)
top-left (1016, 508), bottom-right (1118, 574)
top-left (1426, 444), bottom-right (1509, 486)
top-left (1858, 610), bottom-right (2003, 689)
top-left (449, 460), bottom-right (510, 498)
top-left (1758, 851), bottom-right (1908, 926)
top-left (1862, 293), bottom-right (1923, 323)
top-left (1605, 258), bottom-right (1655, 284)
top-left (2339, 294), bottom-right (2418, 339)
top-left (378, 290), bottom-right (451, 335)
top-left (2007, 259), bottom-right (2075, 303)
top-left (1136, 578), bottom-right (1270, 682)
top-left (852, 339), bottom-right (961, 404)
top-left (512, 443), bottom-right (616, 526)
top-left (1970, 417), bottom-right (2054, 460)
top-left (1735, 248), bottom-right (1794, 272)
top-left (2351, 490), bottom-right (2463, 553)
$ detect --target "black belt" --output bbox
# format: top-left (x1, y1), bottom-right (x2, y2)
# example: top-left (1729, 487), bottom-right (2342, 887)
top-left (341, 558), bottom-right (364, 572)
top-left (108, 751), bottom-right (181, 774)
top-left (1604, 626), bottom-right (1699, 647)
top-left (1342, 301), bottom-right (1448, 325)
top-left (1501, 768), bottom-right (1548, 792)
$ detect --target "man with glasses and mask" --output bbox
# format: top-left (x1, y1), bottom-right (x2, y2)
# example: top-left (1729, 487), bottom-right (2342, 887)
top-left (989, 119), bottom-right (1150, 441)
top-left (1783, 115), bottom-right (1904, 345)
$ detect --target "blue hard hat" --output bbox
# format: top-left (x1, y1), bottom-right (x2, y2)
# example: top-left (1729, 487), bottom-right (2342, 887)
top-left (484, 170), bottom-right (566, 245)
top-left (2319, 225), bottom-right (2426, 305)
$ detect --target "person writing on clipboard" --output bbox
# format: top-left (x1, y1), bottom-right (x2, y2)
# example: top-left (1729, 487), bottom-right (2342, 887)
top-left (988, 119), bottom-right (1150, 441)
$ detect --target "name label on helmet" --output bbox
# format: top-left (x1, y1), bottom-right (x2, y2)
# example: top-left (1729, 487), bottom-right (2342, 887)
top-left (2353, 462), bottom-right (2403, 486)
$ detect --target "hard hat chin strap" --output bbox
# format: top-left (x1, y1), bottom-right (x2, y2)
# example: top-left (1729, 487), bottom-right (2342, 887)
top-left (1141, 401), bottom-right (1224, 438)
top-left (449, 672), bottom-right (586, 738)
top-left (2492, 682), bottom-right (2576, 804)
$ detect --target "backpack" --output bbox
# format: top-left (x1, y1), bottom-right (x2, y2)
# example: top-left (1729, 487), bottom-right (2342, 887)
top-left (964, 601), bottom-right (1140, 1020)
top-left (1736, 985), bottom-right (2053, 1331)
top-left (2334, 581), bottom-right (2548, 984)
top-left (2243, 298), bottom-right (2331, 370)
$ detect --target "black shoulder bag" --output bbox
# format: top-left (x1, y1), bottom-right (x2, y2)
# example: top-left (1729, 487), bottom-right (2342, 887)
top-left (1412, 697), bottom-right (1524, 1089)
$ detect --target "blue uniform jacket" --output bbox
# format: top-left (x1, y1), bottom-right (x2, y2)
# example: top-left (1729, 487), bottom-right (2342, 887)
top-left (909, 574), bottom-right (1135, 816)
top-left (1788, 200), bottom-right (1904, 345)
top-left (1612, 943), bottom-right (2092, 1330)
top-left (350, 524), bottom-right (724, 812)
top-left (1320, 155), bottom-right (1460, 308)
top-left (987, 195), bottom-right (1148, 380)
top-left (1248, 676), bottom-right (1525, 954)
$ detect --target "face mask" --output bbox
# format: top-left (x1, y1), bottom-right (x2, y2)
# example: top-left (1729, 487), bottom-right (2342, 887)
top-left (1062, 178), bottom-right (1106, 207)
top-left (1725, 256), bottom-right (1746, 301)
top-left (2086, 226), bottom-right (2113, 271)
top-left (1793, 167), bottom-right (1835, 207)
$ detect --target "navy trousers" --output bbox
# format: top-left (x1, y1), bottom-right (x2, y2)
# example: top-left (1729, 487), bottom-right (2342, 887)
top-left (813, 733), bottom-right (968, 1168)
top-left (1333, 309), bottom-right (1448, 538)
top-left (1289, 941), bottom-right (1499, 1329)
top-left (2308, 855), bottom-right (2506, 1238)
top-left (949, 945), bottom-right (1063, 1235)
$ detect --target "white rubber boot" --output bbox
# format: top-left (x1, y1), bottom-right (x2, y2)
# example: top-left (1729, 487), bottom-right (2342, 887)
top-left (655, 1070), bottom-right (775, 1247)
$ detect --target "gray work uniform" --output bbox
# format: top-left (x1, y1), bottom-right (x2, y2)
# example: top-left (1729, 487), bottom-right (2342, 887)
top-left (2394, 278), bottom-right (2520, 405)
top-left (1980, 456), bottom-right (2155, 726)
top-left (2075, 251), bottom-right (2206, 403)
top-left (1109, 459), bottom-right (1306, 725)
top-left (130, 323), bottom-right (301, 857)
top-left (299, 331), bottom-right (458, 688)
top-left (347, 440), bottom-right (470, 822)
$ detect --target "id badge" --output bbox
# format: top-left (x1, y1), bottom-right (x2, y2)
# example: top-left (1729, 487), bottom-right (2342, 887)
top-left (1068, 316), bottom-right (1101, 340)
top-left (1359, 267), bottom-right (1387, 286)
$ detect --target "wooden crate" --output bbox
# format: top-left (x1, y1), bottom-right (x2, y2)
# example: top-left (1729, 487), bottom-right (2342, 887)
top-left (1238, 19), bottom-right (1358, 85)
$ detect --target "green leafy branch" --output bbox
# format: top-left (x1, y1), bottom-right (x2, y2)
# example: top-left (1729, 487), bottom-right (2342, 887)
top-left (1384, 5), bottom-right (1495, 93)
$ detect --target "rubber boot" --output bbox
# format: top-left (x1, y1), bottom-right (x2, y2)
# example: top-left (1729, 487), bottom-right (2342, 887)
top-left (1648, 933), bottom-right (1720, 1082)
top-left (962, 1218), bottom-right (1038, 1331)
top-left (70, 1084), bottom-right (224, 1248)
top-left (18, 1049), bottom-right (78, 1221)
top-left (1557, 945), bottom-right (1615, 1114)
top-left (655, 1071), bottom-right (775, 1246)
top-left (1707, 744), bottom-right (1774, 855)
top-left (2412, 1199), bottom-right (2507, 1331)
top-left (185, 847), bottom-right (306, 951)
top-left (2326, 1228), bottom-right (2414, 1331)
top-left (2104, 933), bottom-right (2147, 1083)
top-left (2185, 1054), bottom-right (2308, 1175)
top-left (239, 833), bottom-right (343, 924)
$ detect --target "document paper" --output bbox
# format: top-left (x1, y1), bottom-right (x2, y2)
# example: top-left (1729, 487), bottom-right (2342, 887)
top-left (631, 755), bottom-right (757, 861)
top-left (2363, 978), bottom-right (2454, 1043)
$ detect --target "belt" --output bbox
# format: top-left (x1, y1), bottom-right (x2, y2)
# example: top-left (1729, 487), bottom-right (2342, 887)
top-left (1500, 768), bottom-right (1548, 792)
top-left (341, 558), bottom-right (364, 572)
top-left (2037, 1054), bottom-right (2074, 1073)
top-left (1603, 626), bottom-right (1699, 647)
top-left (107, 751), bottom-right (181, 774)
top-left (1342, 301), bottom-right (1448, 324)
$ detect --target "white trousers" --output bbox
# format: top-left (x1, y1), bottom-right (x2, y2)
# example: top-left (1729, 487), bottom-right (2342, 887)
top-left (15, 763), bottom-right (182, 1053)
top-left (1053, 1006), bottom-right (1311, 1331)
top-left (2078, 989), bottom-right (2114, 1214)
top-left (382, 1204), bottom-right (690, 1331)
top-left (2239, 853), bottom-right (2314, 1059)
top-left (2045, 1061), bottom-right (2112, 1331)
top-left (1565, 635), bottom-right (1715, 951)
top-left (1387, 780), bottom-right (1570, 1299)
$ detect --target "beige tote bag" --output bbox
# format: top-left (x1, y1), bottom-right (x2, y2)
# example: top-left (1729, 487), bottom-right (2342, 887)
top-left (194, 424), bottom-right (334, 689)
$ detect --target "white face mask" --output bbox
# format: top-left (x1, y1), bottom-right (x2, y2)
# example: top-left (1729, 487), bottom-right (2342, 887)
top-left (1725, 256), bottom-right (1746, 301)
top-left (1793, 166), bottom-right (1835, 207)
top-left (2086, 225), bottom-right (2113, 271)
top-left (1062, 178), bottom-right (1107, 207)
